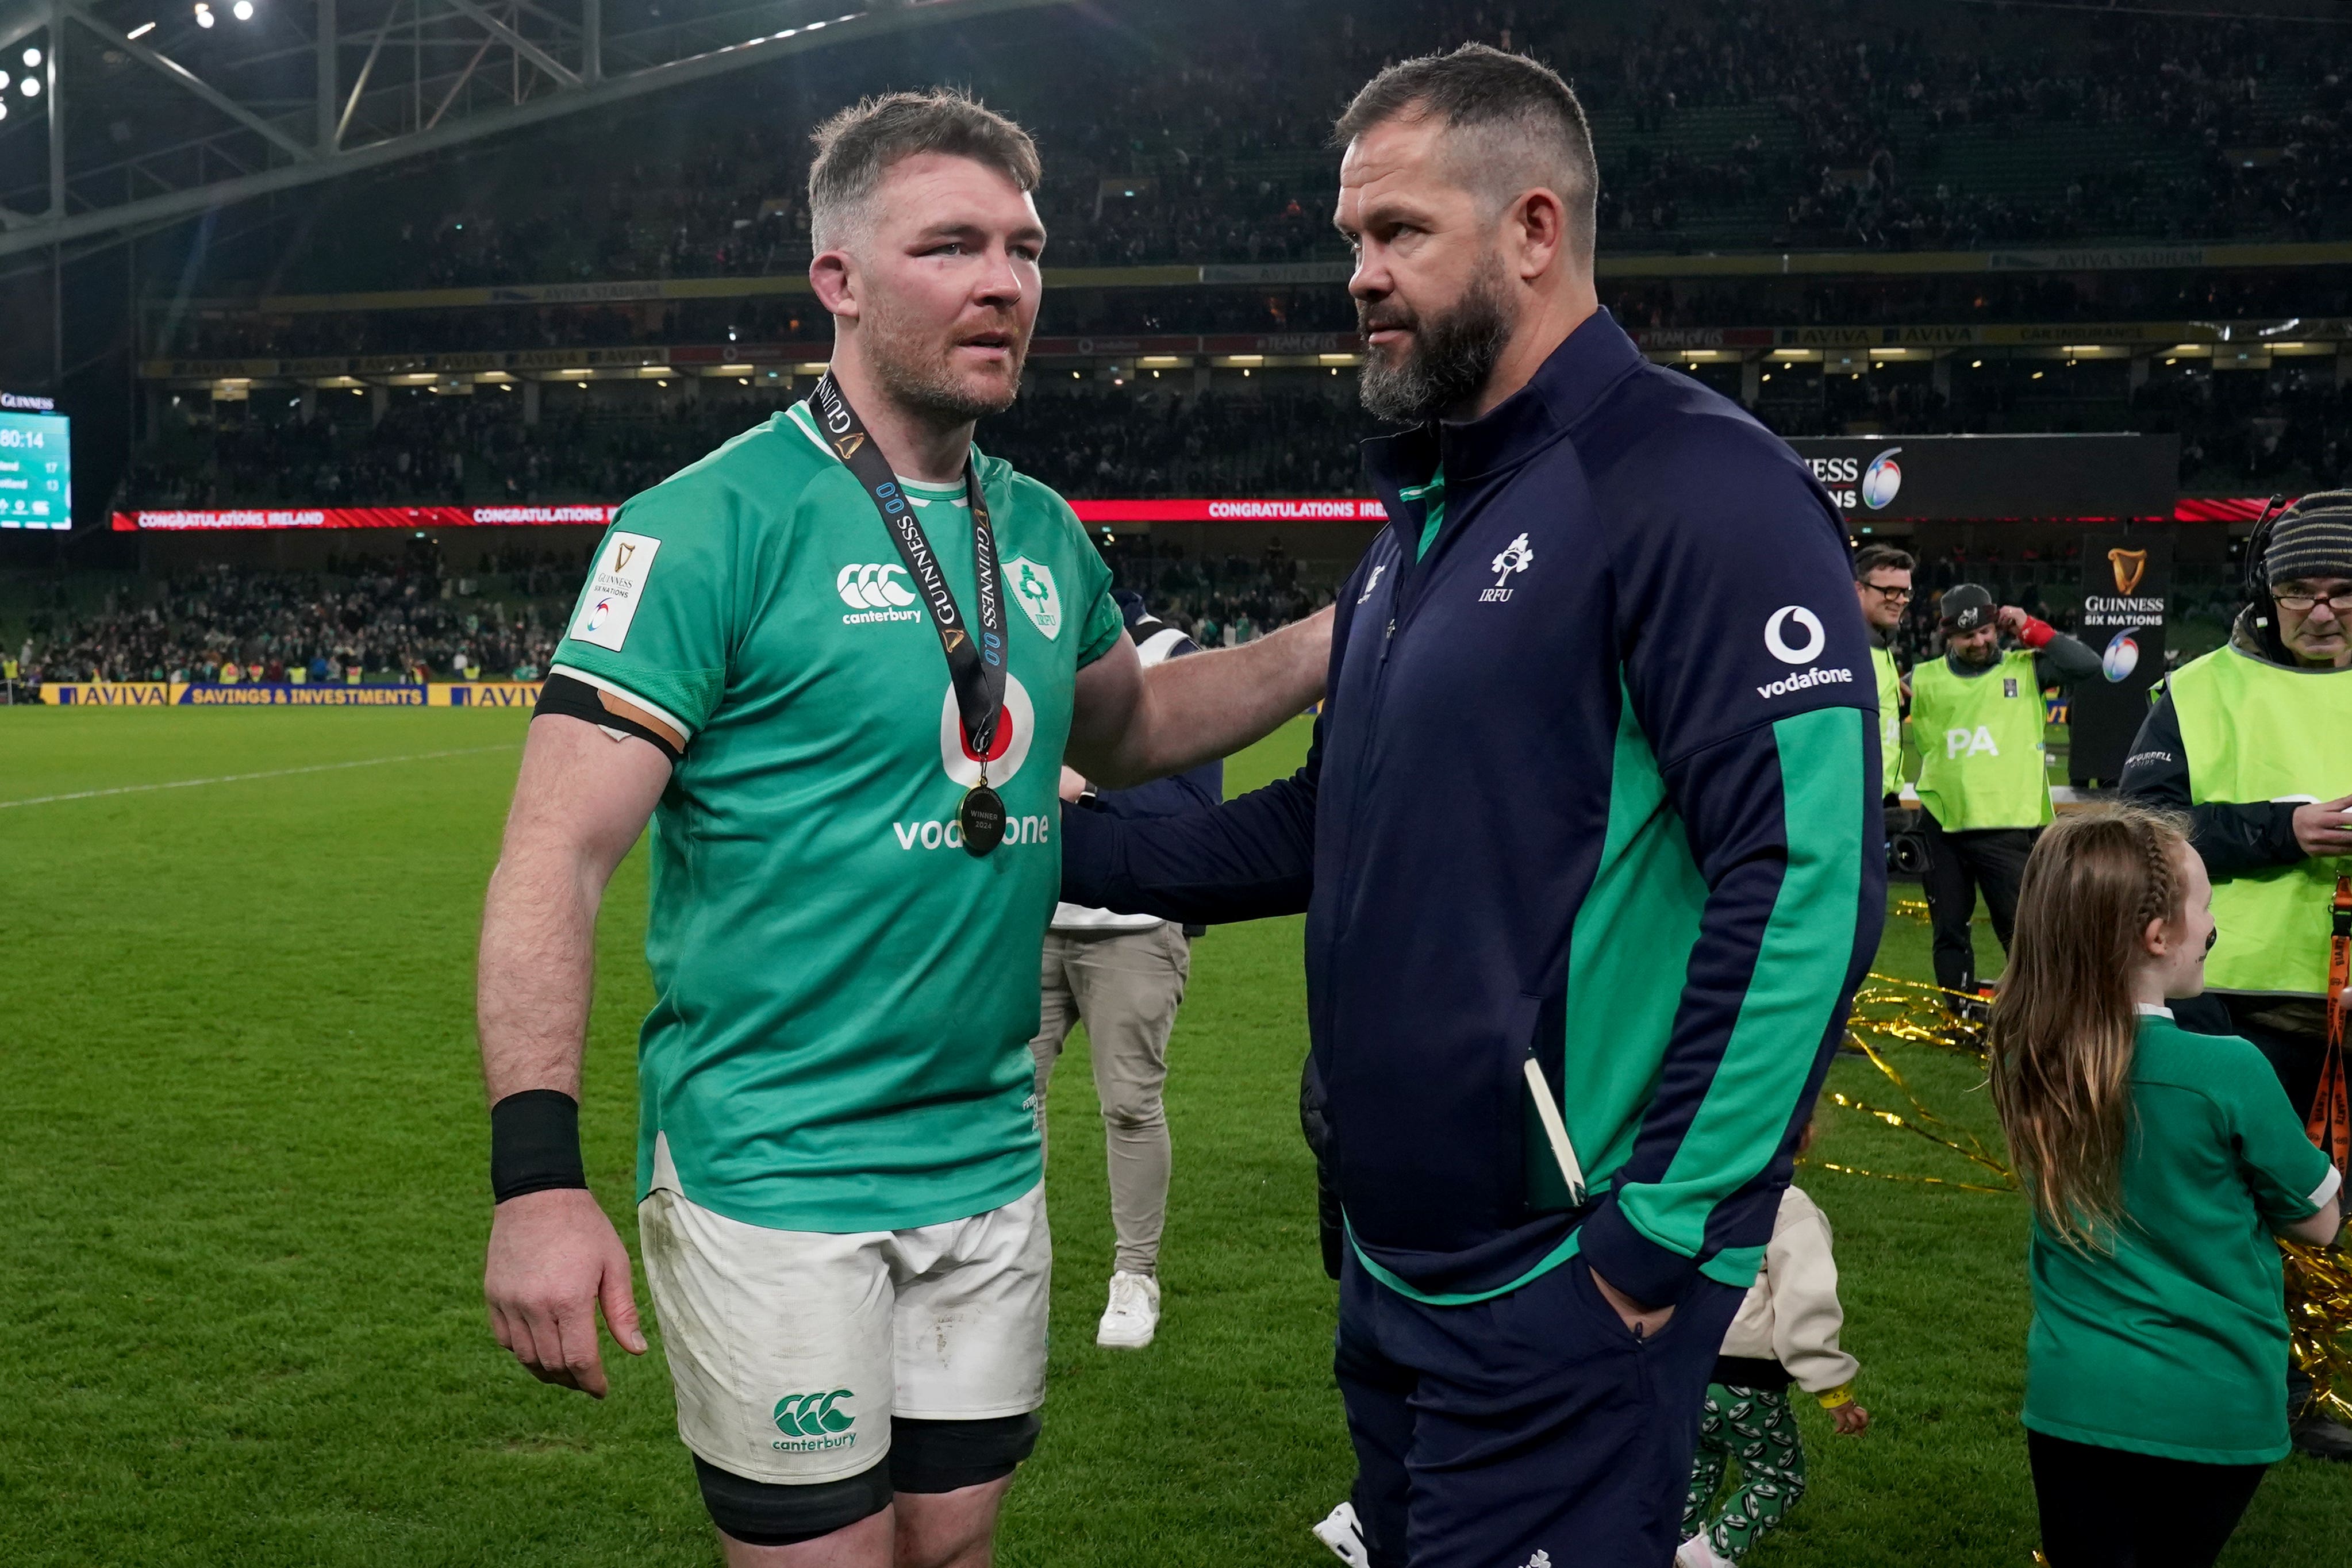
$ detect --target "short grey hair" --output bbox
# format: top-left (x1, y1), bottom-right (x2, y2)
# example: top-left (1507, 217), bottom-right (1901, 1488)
top-left (807, 89), bottom-right (1042, 252)
top-left (1332, 43), bottom-right (1599, 264)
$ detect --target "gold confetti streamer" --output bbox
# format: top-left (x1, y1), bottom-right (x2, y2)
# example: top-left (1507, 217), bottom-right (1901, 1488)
top-left (2283, 1239), bottom-right (2352, 1423)
top-left (1807, 1159), bottom-right (2016, 1198)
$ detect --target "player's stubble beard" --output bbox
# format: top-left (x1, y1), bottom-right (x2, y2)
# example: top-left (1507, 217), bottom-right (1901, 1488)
top-left (862, 284), bottom-right (1028, 426)
top-left (1357, 248), bottom-right (1514, 426)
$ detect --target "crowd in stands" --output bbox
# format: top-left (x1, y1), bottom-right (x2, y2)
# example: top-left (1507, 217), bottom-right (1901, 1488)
top-left (154, 253), bottom-right (2352, 368)
top-left (988, 388), bottom-right (1377, 499)
top-left (161, 0), bottom-right (2352, 322)
top-left (1097, 536), bottom-right (1336, 647)
top-left (122, 351), bottom-right (2352, 511)
top-left (11, 552), bottom-right (584, 687)
top-left (126, 395), bottom-right (770, 510)
top-left (9, 536), bottom-right (1336, 688)
top-left (12, 531), bottom-right (2253, 696)
top-left (124, 384), bottom-right (1384, 507)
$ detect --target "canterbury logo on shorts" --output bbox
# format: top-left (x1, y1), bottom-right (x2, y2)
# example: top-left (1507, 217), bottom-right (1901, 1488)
top-left (772, 1388), bottom-right (858, 1451)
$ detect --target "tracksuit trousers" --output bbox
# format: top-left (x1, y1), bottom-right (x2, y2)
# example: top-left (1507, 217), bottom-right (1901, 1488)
top-left (1337, 1248), bottom-right (1743, 1568)
top-left (1029, 924), bottom-right (1192, 1278)
top-left (1918, 812), bottom-right (2036, 996)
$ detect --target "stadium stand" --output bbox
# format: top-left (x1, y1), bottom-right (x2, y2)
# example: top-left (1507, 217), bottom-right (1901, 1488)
top-left (119, 340), bottom-right (2352, 506)
top-left (8, 552), bottom-right (583, 686)
top-left (176, 0), bottom-right (2352, 299)
top-left (6, 531), bottom-right (1335, 683)
top-left (24, 0), bottom-right (2352, 680)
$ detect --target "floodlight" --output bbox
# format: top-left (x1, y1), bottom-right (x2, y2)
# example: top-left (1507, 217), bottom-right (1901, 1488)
top-left (232, 1), bottom-right (253, 20)
top-left (0, 70), bottom-right (11, 90)
top-left (194, 2), bottom-right (214, 23)
top-left (20, 75), bottom-right (36, 96)
top-left (22, 45), bottom-right (39, 67)
top-left (0, 101), bottom-right (9, 121)
top-left (126, 20), bottom-right (156, 36)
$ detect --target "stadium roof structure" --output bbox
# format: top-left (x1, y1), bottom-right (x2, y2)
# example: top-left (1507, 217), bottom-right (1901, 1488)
top-left (0, 0), bottom-right (1059, 265)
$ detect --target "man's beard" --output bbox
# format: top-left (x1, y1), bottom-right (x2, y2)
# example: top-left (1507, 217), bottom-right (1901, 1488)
top-left (1956, 638), bottom-right (1998, 666)
top-left (865, 294), bottom-right (1025, 424)
top-left (1357, 252), bottom-right (1514, 426)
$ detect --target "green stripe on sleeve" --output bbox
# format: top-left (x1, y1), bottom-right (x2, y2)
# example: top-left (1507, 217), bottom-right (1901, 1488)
top-left (1617, 706), bottom-right (1867, 1260)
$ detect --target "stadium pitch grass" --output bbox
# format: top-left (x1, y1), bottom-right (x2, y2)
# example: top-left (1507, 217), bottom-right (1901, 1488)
top-left (3, 708), bottom-right (2347, 1567)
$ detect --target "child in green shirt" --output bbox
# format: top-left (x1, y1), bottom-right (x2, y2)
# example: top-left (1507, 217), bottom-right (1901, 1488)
top-left (1989, 805), bottom-right (2343, 1568)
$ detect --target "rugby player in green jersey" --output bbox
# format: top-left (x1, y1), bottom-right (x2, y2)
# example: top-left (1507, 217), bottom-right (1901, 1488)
top-left (474, 91), bottom-right (1331, 1567)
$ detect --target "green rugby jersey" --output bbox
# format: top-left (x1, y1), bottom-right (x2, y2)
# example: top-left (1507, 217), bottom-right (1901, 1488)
top-left (550, 401), bottom-right (1121, 1233)
top-left (2023, 1012), bottom-right (2335, 1464)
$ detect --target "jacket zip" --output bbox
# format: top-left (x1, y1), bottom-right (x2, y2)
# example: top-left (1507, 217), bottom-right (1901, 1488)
top-left (1331, 514), bottom-right (1425, 931)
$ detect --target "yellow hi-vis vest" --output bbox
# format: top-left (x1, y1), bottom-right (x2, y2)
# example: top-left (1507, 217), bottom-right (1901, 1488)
top-left (1911, 650), bottom-right (2053, 833)
top-left (2172, 644), bottom-right (2352, 997)
top-left (1871, 643), bottom-right (1904, 797)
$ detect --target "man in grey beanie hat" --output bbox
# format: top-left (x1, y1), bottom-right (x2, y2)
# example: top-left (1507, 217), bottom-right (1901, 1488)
top-left (2123, 491), bottom-right (2352, 1461)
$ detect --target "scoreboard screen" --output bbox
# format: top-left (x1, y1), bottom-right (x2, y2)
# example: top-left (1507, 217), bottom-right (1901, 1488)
top-left (0, 403), bottom-right (69, 529)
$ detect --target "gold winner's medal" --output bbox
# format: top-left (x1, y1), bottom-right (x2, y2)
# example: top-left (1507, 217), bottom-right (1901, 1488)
top-left (959, 776), bottom-right (1007, 857)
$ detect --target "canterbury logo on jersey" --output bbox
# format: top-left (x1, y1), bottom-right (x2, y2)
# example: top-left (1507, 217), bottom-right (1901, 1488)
top-left (837, 563), bottom-right (923, 625)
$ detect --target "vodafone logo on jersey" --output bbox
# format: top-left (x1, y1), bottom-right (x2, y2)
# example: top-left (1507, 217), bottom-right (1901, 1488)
top-left (939, 674), bottom-right (1036, 789)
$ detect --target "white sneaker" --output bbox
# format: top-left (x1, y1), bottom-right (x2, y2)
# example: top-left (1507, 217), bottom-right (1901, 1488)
top-left (1312, 1500), bottom-right (1370, 1566)
top-left (1675, 1534), bottom-right (1732, 1568)
top-left (1096, 1270), bottom-right (1160, 1348)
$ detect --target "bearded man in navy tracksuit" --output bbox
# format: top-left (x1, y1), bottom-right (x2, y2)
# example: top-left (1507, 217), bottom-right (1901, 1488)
top-left (1060, 44), bottom-right (1884, 1568)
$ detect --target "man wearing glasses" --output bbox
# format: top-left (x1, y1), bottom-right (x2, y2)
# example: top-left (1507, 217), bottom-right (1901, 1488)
top-left (1853, 545), bottom-right (1914, 802)
top-left (2122, 492), bottom-right (2352, 1461)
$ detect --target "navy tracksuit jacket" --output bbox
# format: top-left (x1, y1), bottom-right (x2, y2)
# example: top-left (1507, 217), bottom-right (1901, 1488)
top-left (1063, 309), bottom-right (1884, 1309)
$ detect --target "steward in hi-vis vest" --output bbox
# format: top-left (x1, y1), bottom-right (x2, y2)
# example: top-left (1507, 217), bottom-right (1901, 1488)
top-left (2120, 490), bottom-right (2352, 1462)
top-left (1909, 582), bottom-right (2100, 998)
top-left (1871, 643), bottom-right (1905, 798)
top-left (1852, 543), bottom-right (1915, 801)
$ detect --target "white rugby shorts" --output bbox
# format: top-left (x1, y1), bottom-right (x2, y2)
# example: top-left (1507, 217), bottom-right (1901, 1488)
top-left (639, 1144), bottom-right (1050, 1486)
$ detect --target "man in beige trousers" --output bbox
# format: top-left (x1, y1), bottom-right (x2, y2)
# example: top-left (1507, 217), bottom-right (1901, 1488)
top-left (1034, 595), bottom-right (1222, 1350)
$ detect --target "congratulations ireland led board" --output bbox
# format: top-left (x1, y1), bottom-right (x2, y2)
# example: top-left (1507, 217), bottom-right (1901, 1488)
top-left (0, 392), bottom-right (69, 529)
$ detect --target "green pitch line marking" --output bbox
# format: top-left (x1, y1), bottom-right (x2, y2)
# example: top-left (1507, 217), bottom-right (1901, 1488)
top-left (0, 744), bottom-right (519, 810)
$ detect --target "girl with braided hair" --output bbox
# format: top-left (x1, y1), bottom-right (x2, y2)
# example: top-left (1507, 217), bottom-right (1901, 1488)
top-left (1991, 805), bottom-right (2343, 1566)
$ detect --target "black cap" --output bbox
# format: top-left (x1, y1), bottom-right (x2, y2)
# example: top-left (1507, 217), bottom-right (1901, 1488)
top-left (1940, 583), bottom-right (1995, 632)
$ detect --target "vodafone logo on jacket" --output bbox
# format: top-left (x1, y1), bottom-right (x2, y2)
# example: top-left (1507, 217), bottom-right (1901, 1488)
top-left (938, 674), bottom-right (1035, 787)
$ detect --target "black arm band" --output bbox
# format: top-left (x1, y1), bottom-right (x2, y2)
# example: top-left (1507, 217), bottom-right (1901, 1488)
top-left (490, 1089), bottom-right (589, 1202)
top-left (535, 671), bottom-right (684, 762)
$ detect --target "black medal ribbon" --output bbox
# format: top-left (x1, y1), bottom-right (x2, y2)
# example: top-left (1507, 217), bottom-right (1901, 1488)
top-left (808, 374), bottom-right (1009, 856)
